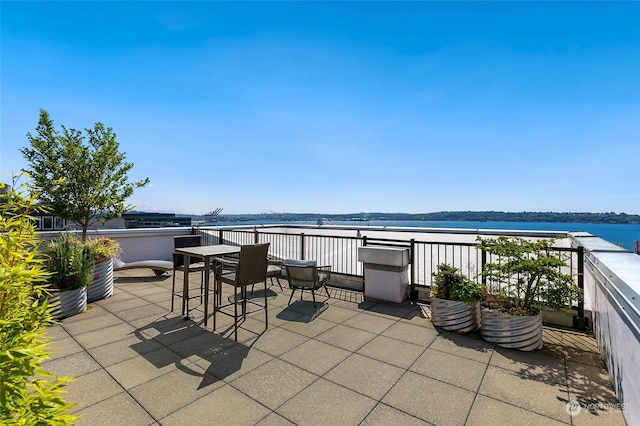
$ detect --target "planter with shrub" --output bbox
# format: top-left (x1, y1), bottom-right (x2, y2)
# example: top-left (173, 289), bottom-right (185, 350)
top-left (430, 264), bottom-right (483, 333)
top-left (477, 236), bottom-right (581, 351)
top-left (85, 237), bottom-right (119, 302)
top-left (43, 233), bottom-right (93, 319)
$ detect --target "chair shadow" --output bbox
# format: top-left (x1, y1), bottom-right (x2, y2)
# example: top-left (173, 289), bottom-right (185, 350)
top-left (115, 275), bottom-right (169, 284)
top-left (244, 287), bottom-right (279, 300)
top-left (130, 314), bottom-right (251, 390)
top-left (276, 300), bottom-right (328, 323)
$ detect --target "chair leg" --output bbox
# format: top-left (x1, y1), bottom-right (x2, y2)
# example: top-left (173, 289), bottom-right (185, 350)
top-left (274, 276), bottom-right (283, 290)
top-left (213, 295), bottom-right (217, 332)
top-left (324, 285), bottom-right (330, 298)
top-left (234, 287), bottom-right (238, 342)
top-left (171, 272), bottom-right (176, 312)
top-left (288, 288), bottom-right (296, 305)
top-left (242, 287), bottom-right (247, 318)
top-left (263, 278), bottom-right (268, 329)
top-left (264, 280), bottom-right (269, 329)
top-left (311, 289), bottom-right (317, 308)
top-left (200, 270), bottom-right (204, 303)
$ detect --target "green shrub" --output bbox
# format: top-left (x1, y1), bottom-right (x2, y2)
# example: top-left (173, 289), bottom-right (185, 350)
top-left (477, 236), bottom-right (582, 316)
top-left (0, 176), bottom-right (78, 424)
top-left (432, 264), bottom-right (483, 303)
top-left (84, 237), bottom-right (120, 263)
top-left (43, 233), bottom-right (94, 290)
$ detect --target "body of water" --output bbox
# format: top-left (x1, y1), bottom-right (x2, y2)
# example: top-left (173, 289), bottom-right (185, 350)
top-left (205, 220), bottom-right (640, 252)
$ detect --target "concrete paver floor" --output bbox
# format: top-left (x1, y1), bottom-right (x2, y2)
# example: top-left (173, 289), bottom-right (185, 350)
top-left (44, 270), bottom-right (627, 425)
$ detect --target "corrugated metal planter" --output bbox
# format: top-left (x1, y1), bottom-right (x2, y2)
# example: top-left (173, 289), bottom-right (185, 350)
top-left (431, 297), bottom-right (481, 333)
top-left (480, 309), bottom-right (543, 351)
top-left (87, 258), bottom-right (114, 302)
top-left (49, 287), bottom-right (87, 320)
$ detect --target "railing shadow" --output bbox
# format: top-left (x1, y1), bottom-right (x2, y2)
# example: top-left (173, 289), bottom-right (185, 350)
top-left (497, 331), bottom-right (621, 418)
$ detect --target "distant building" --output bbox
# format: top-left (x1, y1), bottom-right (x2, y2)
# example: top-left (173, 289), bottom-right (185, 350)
top-left (32, 212), bottom-right (69, 231)
top-left (29, 212), bottom-right (190, 231)
top-left (122, 212), bottom-right (191, 228)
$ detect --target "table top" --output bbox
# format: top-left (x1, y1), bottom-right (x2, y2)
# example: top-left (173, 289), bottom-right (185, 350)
top-left (174, 244), bottom-right (241, 258)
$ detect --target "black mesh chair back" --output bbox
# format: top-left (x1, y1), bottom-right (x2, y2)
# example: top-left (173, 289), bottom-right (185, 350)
top-left (213, 243), bottom-right (270, 341)
top-left (235, 243), bottom-right (270, 287)
top-left (173, 235), bottom-right (202, 267)
top-left (171, 235), bottom-right (205, 314)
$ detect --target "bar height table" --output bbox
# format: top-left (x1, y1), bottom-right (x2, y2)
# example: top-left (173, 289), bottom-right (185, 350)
top-left (173, 244), bottom-right (241, 323)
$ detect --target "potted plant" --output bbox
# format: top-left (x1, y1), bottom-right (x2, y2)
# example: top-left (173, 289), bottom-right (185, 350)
top-left (430, 264), bottom-right (484, 332)
top-left (43, 233), bottom-right (94, 319)
top-left (477, 236), bottom-right (582, 351)
top-left (85, 237), bottom-right (120, 302)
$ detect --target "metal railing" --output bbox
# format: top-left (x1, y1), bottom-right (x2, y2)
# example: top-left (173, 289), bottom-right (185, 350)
top-left (195, 225), bottom-right (584, 328)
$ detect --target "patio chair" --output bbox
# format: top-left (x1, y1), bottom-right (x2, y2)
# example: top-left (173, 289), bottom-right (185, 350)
top-left (250, 258), bottom-right (283, 294)
top-left (171, 235), bottom-right (207, 313)
top-left (251, 259), bottom-right (284, 294)
top-left (267, 259), bottom-right (284, 290)
top-left (283, 259), bottom-right (331, 308)
top-left (213, 243), bottom-right (270, 341)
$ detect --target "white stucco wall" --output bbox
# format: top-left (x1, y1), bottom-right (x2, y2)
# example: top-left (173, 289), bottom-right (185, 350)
top-left (578, 236), bottom-right (640, 425)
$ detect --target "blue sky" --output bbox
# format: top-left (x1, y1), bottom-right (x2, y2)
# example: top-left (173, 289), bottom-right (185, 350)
top-left (2, 1), bottom-right (639, 215)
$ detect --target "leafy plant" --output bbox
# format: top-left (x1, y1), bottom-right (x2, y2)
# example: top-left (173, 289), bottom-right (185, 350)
top-left (85, 237), bottom-right (120, 263)
top-left (432, 264), bottom-right (483, 303)
top-left (0, 175), bottom-right (78, 424)
top-left (477, 236), bottom-right (582, 316)
top-left (21, 109), bottom-right (150, 241)
top-left (43, 233), bottom-right (94, 290)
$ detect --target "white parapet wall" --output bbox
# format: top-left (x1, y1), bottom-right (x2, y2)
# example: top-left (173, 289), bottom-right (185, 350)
top-left (39, 227), bottom-right (193, 262)
top-left (573, 233), bottom-right (640, 425)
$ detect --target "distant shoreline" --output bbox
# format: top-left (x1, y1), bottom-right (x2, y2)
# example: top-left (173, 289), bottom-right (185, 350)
top-left (203, 211), bottom-right (640, 225)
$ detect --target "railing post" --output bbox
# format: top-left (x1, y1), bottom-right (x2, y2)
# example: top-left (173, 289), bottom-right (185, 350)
top-left (300, 233), bottom-right (305, 260)
top-left (410, 239), bottom-right (417, 301)
top-left (218, 229), bottom-right (223, 245)
top-left (363, 236), bottom-right (368, 246)
top-left (480, 242), bottom-right (487, 287)
top-left (576, 246), bottom-right (586, 331)
top-left (254, 228), bottom-right (259, 244)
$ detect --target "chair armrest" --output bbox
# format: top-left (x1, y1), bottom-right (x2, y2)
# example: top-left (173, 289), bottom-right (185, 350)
top-left (318, 266), bottom-right (331, 282)
top-left (215, 257), bottom-right (238, 266)
top-left (214, 257), bottom-right (238, 273)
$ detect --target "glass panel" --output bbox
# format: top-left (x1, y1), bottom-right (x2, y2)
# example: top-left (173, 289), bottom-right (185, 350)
top-left (43, 216), bottom-right (53, 230)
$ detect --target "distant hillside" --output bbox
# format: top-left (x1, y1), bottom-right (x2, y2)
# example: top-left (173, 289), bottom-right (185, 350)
top-left (210, 211), bottom-right (640, 224)
top-left (406, 211), bottom-right (640, 224)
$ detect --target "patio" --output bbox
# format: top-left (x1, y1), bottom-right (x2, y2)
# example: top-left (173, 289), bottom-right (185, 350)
top-left (44, 269), bottom-right (626, 425)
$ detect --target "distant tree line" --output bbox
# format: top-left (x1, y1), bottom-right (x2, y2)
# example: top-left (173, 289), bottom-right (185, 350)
top-left (404, 211), bottom-right (640, 224)
top-left (214, 211), bottom-right (640, 224)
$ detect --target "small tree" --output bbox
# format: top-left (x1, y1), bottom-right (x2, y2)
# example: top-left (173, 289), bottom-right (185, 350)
top-left (0, 175), bottom-right (78, 424)
top-left (477, 236), bottom-right (582, 316)
top-left (21, 109), bottom-right (150, 241)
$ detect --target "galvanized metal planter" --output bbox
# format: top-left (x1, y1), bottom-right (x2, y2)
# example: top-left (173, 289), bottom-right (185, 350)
top-left (431, 297), bottom-right (481, 332)
top-left (87, 258), bottom-right (114, 302)
top-left (480, 309), bottom-right (543, 351)
top-left (49, 287), bottom-right (87, 320)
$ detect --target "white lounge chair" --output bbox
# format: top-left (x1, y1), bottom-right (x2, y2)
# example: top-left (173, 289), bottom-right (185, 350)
top-left (113, 258), bottom-right (173, 277)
